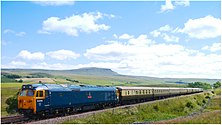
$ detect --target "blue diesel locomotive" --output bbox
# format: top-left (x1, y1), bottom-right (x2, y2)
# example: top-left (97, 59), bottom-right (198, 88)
top-left (18, 84), bottom-right (118, 116)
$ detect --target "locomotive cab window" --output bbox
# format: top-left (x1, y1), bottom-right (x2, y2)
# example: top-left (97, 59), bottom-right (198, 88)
top-left (20, 89), bottom-right (34, 96)
top-left (27, 90), bottom-right (34, 96)
top-left (36, 91), bottom-right (44, 97)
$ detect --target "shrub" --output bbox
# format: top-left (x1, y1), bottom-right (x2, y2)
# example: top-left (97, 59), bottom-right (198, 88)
top-left (18, 79), bottom-right (23, 83)
top-left (186, 102), bottom-right (194, 109)
top-left (153, 105), bottom-right (159, 111)
top-left (5, 95), bottom-right (18, 114)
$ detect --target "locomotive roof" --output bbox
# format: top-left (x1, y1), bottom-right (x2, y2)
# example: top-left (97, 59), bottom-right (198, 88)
top-left (31, 83), bottom-right (116, 92)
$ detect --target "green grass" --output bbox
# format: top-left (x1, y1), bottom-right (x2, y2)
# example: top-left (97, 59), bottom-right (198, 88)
top-left (63, 93), bottom-right (211, 124)
top-left (213, 87), bottom-right (221, 95)
top-left (159, 96), bottom-right (221, 124)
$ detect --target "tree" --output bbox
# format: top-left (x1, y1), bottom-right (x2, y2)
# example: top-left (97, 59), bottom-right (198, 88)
top-left (5, 94), bottom-right (18, 114)
top-left (188, 82), bottom-right (211, 90)
top-left (213, 81), bottom-right (221, 88)
top-left (18, 79), bottom-right (23, 83)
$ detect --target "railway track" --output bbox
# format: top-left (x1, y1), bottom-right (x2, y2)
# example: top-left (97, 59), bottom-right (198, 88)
top-left (1, 115), bottom-right (29, 124)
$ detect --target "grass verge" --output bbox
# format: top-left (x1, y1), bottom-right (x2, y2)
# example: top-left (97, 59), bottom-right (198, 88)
top-left (154, 89), bottom-right (221, 124)
top-left (63, 93), bottom-right (211, 124)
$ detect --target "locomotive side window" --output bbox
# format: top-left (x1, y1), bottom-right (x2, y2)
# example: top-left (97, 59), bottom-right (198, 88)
top-left (39, 91), bottom-right (43, 97)
top-left (45, 90), bottom-right (49, 97)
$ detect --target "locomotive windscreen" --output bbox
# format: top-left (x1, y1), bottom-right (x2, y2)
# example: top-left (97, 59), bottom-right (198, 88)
top-left (20, 85), bottom-right (34, 96)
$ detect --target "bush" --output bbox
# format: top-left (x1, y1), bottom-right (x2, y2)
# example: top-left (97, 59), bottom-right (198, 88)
top-left (153, 105), bottom-right (159, 111)
top-left (18, 79), bottom-right (23, 83)
top-left (186, 102), bottom-right (194, 108)
top-left (213, 81), bottom-right (221, 89)
top-left (5, 95), bottom-right (18, 114)
top-left (202, 99), bottom-right (206, 104)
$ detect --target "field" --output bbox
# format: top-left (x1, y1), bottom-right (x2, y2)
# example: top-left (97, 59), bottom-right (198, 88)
top-left (63, 92), bottom-right (213, 124)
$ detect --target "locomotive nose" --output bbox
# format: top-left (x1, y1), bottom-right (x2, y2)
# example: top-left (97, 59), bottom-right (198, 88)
top-left (18, 88), bottom-right (35, 114)
top-left (18, 97), bottom-right (34, 110)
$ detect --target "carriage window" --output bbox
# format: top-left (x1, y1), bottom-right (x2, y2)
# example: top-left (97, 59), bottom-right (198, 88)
top-left (128, 91), bottom-right (130, 95)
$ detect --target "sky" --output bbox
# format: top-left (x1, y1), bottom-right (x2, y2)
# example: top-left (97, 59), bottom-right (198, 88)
top-left (1, 0), bottom-right (221, 79)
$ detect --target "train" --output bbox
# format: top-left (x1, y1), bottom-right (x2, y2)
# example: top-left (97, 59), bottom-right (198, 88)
top-left (17, 83), bottom-right (203, 117)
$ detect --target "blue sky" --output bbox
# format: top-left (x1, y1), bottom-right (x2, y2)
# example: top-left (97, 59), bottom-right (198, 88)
top-left (1, 0), bottom-right (221, 79)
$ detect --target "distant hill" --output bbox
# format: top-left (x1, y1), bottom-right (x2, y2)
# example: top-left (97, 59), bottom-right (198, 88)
top-left (1, 68), bottom-right (220, 85)
top-left (1, 67), bottom-right (119, 76)
top-left (63, 67), bottom-right (119, 76)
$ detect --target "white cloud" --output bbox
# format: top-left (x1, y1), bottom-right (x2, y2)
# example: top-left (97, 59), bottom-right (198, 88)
top-left (160, 0), bottom-right (175, 12)
top-left (40, 12), bottom-right (111, 36)
top-left (30, 62), bottom-right (75, 69)
top-left (179, 15), bottom-right (222, 39)
top-left (119, 34), bottom-right (134, 39)
top-left (202, 42), bottom-right (221, 52)
top-left (175, 0), bottom-right (190, 7)
top-left (33, 1), bottom-right (74, 6)
top-left (128, 35), bottom-right (154, 46)
top-left (16, 32), bottom-right (26, 37)
top-left (150, 25), bottom-right (179, 42)
top-left (113, 34), bottom-right (118, 39)
top-left (3, 29), bottom-right (26, 37)
top-left (160, 0), bottom-right (190, 13)
top-left (3, 29), bottom-right (15, 34)
top-left (150, 30), bottom-right (161, 37)
top-left (159, 25), bottom-right (172, 31)
top-left (84, 35), bottom-right (221, 78)
top-left (17, 50), bottom-right (45, 60)
top-left (10, 61), bottom-right (27, 66)
top-left (46, 49), bottom-right (80, 60)
top-left (162, 33), bottom-right (179, 42)
top-left (37, 30), bottom-right (51, 35)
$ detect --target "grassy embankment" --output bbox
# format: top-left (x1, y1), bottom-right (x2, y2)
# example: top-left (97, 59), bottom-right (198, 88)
top-left (63, 92), bottom-right (212, 124)
top-left (1, 83), bottom-right (24, 116)
top-left (154, 88), bottom-right (221, 124)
